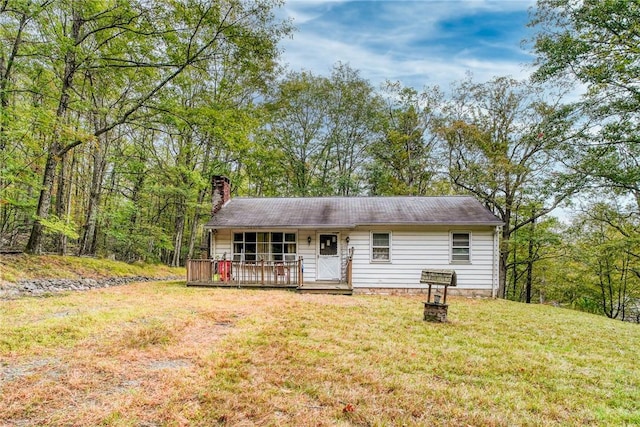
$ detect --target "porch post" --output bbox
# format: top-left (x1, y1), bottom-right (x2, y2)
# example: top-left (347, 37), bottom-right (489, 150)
top-left (346, 247), bottom-right (354, 288)
top-left (298, 256), bottom-right (304, 286)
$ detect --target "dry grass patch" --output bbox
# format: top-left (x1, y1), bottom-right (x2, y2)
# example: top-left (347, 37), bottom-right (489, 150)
top-left (1, 283), bottom-right (639, 426)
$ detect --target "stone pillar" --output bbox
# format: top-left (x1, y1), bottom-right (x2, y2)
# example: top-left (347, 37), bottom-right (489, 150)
top-left (423, 302), bottom-right (448, 322)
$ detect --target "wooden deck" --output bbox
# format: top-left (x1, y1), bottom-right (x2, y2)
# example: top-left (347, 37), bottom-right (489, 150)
top-left (186, 258), bottom-right (352, 295)
top-left (187, 280), bottom-right (352, 295)
top-left (186, 280), bottom-right (298, 290)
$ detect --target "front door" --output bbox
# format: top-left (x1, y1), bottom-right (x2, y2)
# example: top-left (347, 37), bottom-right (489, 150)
top-left (317, 233), bottom-right (340, 281)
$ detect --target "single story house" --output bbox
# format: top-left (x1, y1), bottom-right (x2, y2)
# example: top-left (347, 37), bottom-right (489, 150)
top-left (186, 176), bottom-right (503, 296)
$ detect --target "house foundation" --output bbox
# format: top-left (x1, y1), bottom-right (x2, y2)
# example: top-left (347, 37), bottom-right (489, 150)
top-left (353, 287), bottom-right (492, 297)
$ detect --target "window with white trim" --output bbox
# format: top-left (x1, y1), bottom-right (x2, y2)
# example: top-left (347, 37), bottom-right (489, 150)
top-left (371, 232), bottom-right (391, 262)
top-left (451, 232), bottom-right (471, 262)
top-left (233, 232), bottom-right (297, 262)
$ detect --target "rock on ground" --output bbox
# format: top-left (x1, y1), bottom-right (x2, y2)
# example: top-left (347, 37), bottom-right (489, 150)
top-left (0, 276), bottom-right (181, 300)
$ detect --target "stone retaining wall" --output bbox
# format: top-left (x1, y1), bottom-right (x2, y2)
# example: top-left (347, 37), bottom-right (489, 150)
top-left (0, 276), bottom-right (181, 299)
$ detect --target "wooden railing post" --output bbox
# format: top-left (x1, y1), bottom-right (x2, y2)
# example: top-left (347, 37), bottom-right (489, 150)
top-left (298, 256), bottom-right (303, 286)
top-left (346, 248), bottom-right (354, 288)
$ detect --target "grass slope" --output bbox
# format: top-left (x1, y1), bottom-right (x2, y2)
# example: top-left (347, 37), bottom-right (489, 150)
top-left (0, 254), bottom-right (184, 283)
top-left (1, 283), bottom-right (639, 426)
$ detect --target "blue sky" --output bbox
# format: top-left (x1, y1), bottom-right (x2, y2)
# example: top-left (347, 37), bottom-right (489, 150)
top-left (278, 0), bottom-right (537, 90)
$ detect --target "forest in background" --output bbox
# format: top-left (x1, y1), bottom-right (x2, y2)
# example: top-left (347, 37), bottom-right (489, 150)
top-left (1, 0), bottom-right (639, 321)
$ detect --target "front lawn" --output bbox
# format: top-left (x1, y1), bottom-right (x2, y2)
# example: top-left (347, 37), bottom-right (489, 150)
top-left (1, 282), bottom-right (638, 426)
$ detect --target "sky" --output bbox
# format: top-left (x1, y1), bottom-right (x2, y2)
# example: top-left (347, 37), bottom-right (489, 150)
top-left (277, 0), bottom-right (537, 90)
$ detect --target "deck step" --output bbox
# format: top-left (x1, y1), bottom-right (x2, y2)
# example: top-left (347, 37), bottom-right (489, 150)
top-left (297, 282), bottom-right (352, 295)
top-left (297, 287), bottom-right (352, 295)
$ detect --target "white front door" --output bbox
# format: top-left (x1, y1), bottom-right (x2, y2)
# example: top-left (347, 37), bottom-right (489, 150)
top-left (317, 233), bottom-right (340, 281)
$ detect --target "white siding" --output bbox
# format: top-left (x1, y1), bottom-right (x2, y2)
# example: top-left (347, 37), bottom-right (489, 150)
top-left (212, 226), bottom-right (498, 292)
top-left (212, 229), bottom-right (232, 260)
top-left (348, 226), bottom-right (497, 292)
top-left (298, 232), bottom-right (316, 281)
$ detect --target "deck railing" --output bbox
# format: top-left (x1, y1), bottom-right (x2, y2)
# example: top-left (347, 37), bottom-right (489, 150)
top-left (187, 258), bottom-right (302, 287)
top-left (345, 247), bottom-right (354, 287)
top-left (187, 259), bottom-right (214, 283)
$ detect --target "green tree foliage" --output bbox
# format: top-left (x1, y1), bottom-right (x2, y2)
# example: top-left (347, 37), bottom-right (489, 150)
top-left (562, 202), bottom-right (640, 320)
top-left (323, 63), bottom-right (384, 195)
top-left (0, 1), bottom-right (50, 248)
top-left (261, 70), bottom-right (330, 195)
top-left (438, 76), bottom-right (579, 299)
top-left (530, 0), bottom-right (640, 318)
top-left (367, 82), bottom-right (446, 196)
top-left (259, 63), bottom-right (382, 196)
top-left (2, 0), bottom-right (638, 323)
top-left (508, 214), bottom-right (563, 303)
top-left (531, 0), bottom-right (640, 206)
top-left (0, 0), bottom-right (290, 261)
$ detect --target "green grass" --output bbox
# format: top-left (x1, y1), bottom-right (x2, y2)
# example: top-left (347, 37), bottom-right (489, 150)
top-left (0, 254), bottom-right (184, 283)
top-left (1, 282), bottom-right (639, 426)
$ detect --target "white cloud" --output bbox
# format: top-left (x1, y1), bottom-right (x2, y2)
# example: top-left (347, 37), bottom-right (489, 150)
top-left (277, 0), bottom-right (537, 90)
top-left (280, 0), bottom-right (349, 24)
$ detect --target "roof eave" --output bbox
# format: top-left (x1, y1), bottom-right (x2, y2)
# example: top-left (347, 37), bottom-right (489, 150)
top-left (204, 224), bottom-right (357, 230)
top-left (204, 221), bottom-right (503, 229)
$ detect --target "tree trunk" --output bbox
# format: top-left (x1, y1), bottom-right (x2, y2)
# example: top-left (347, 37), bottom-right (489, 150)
top-left (26, 146), bottom-right (60, 254)
top-left (171, 199), bottom-right (186, 267)
top-left (124, 169), bottom-right (146, 261)
top-left (55, 152), bottom-right (68, 254)
top-left (511, 229), bottom-right (518, 300)
top-left (25, 6), bottom-right (80, 254)
top-left (498, 211), bottom-right (511, 299)
top-left (0, 12), bottom-right (28, 151)
top-left (525, 216), bottom-right (536, 303)
top-left (187, 188), bottom-right (208, 260)
top-left (78, 136), bottom-right (108, 256)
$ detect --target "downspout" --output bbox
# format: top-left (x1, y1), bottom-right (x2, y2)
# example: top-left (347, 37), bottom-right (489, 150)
top-left (492, 225), bottom-right (501, 298)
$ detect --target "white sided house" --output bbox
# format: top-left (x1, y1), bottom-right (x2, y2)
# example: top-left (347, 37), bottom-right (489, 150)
top-left (186, 176), bottom-right (503, 296)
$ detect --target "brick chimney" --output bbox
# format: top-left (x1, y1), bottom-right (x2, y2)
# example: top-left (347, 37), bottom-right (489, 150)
top-left (212, 175), bottom-right (231, 214)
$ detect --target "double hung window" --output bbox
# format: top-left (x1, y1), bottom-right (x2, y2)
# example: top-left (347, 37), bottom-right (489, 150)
top-left (451, 232), bottom-right (471, 262)
top-left (371, 232), bottom-right (391, 262)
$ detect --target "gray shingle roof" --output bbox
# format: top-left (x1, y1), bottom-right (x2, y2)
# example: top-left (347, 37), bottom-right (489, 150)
top-left (205, 196), bottom-right (503, 229)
